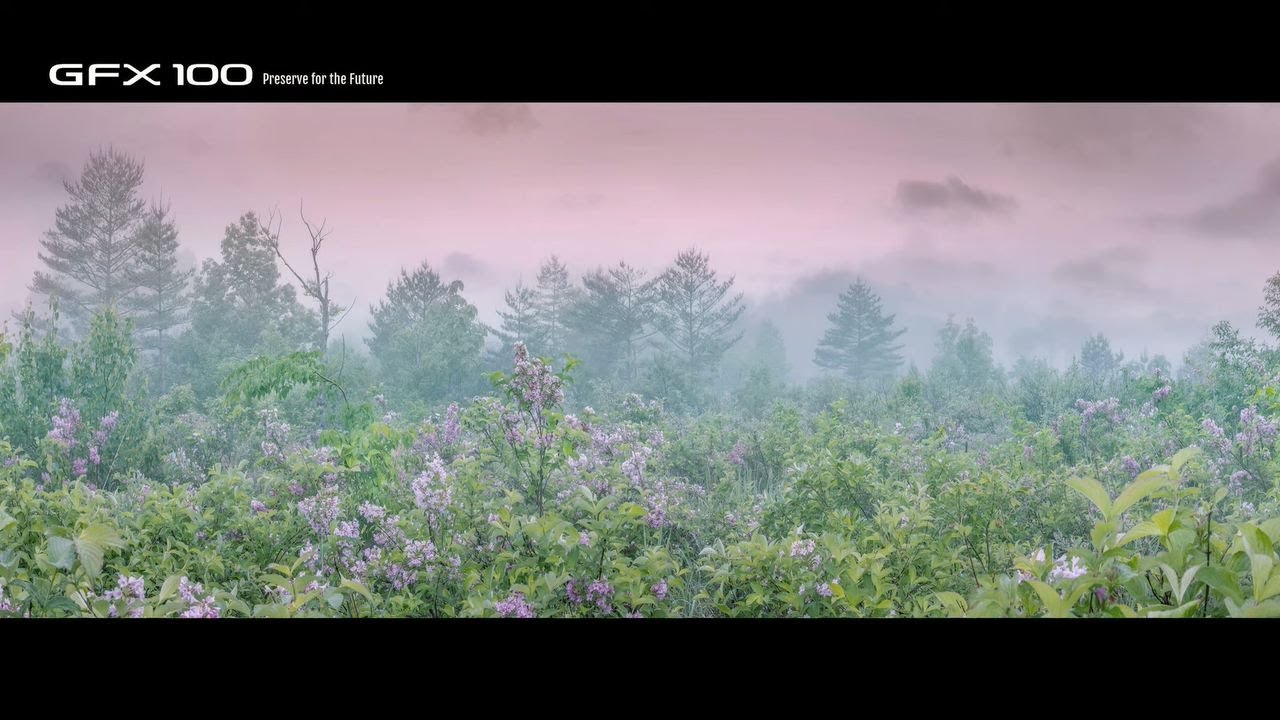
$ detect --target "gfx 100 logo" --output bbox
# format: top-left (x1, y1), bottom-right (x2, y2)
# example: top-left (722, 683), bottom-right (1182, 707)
top-left (49, 64), bottom-right (253, 86)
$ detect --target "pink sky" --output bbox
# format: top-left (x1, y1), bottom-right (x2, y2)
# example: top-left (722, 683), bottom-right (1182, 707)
top-left (2, 103), bottom-right (1279, 371)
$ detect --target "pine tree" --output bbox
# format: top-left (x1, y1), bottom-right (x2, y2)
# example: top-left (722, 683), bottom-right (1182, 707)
top-left (30, 146), bottom-right (148, 331)
top-left (569, 261), bottom-right (656, 382)
top-left (813, 278), bottom-right (906, 382)
top-left (494, 282), bottom-right (544, 358)
top-left (366, 260), bottom-right (484, 405)
top-left (652, 248), bottom-right (745, 378)
top-left (123, 201), bottom-right (192, 393)
top-left (366, 260), bottom-right (465, 361)
top-left (533, 256), bottom-right (577, 358)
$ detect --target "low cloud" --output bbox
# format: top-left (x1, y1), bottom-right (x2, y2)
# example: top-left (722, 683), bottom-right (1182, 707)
top-left (460, 104), bottom-right (540, 137)
top-left (439, 252), bottom-right (490, 280)
top-left (895, 176), bottom-right (1017, 221)
top-left (1179, 158), bottom-right (1280, 240)
top-left (1007, 104), bottom-right (1213, 169)
top-left (1050, 247), bottom-right (1160, 300)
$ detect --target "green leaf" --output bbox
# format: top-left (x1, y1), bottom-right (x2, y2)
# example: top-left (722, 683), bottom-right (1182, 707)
top-left (157, 575), bottom-right (182, 604)
top-left (935, 591), bottom-right (966, 614)
top-left (0, 508), bottom-right (15, 533)
top-left (1117, 521), bottom-right (1164, 547)
top-left (1169, 447), bottom-right (1202, 480)
top-left (46, 536), bottom-right (76, 570)
top-left (340, 578), bottom-right (374, 603)
top-left (1197, 565), bottom-right (1244, 604)
top-left (1148, 599), bottom-right (1201, 618)
top-left (1258, 571), bottom-right (1280, 602)
top-left (1151, 507), bottom-right (1177, 536)
top-left (1027, 581), bottom-right (1065, 617)
top-left (1239, 600), bottom-right (1280, 618)
top-left (75, 524), bottom-right (125, 577)
top-left (1112, 472), bottom-right (1170, 517)
top-left (1067, 477), bottom-right (1111, 518)
top-left (253, 604), bottom-right (291, 618)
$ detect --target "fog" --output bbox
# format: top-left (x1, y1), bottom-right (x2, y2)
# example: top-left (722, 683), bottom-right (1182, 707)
top-left (2, 103), bottom-right (1277, 378)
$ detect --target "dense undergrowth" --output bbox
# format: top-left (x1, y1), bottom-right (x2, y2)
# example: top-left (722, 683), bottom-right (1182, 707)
top-left (4, 308), bottom-right (1280, 619)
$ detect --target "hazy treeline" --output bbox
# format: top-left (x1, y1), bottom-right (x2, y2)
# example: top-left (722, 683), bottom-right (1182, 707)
top-left (9, 147), bottom-right (1280, 429)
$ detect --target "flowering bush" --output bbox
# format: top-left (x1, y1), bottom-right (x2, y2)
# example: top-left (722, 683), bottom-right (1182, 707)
top-left (4, 321), bottom-right (1280, 620)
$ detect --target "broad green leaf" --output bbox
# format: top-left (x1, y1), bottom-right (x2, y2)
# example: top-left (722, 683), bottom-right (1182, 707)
top-left (76, 524), bottom-right (125, 578)
top-left (1240, 525), bottom-right (1273, 556)
top-left (935, 591), bottom-right (966, 613)
top-left (289, 589), bottom-right (321, 612)
top-left (1259, 518), bottom-right (1280, 544)
top-left (0, 508), bottom-right (15, 533)
top-left (46, 536), bottom-right (75, 570)
top-left (1113, 472), bottom-right (1170, 517)
top-left (1117, 521), bottom-right (1164, 547)
top-left (253, 604), bottom-right (291, 618)
top-left (157, 575), bottom-right (182, 604)
top-left (1027, 581), bottom-right (1065, 617)
top-left (1249, 554), bottom-right (1274, 603)
top-left (1067, 477), bottom-right (1111, 518)
top-left (1169, 447), bottom-right (1202, 479)
top-left (1197, 565), bottom-right (1244, 604)
top-left (1239, 600), bottom-right (1280, 618)
top-left (1260, 566), bottom-right (1280, 602)
top-left (340, 578), bottom-right (374, 603)
top-left (1148, 599), bottom-right (1201, 618)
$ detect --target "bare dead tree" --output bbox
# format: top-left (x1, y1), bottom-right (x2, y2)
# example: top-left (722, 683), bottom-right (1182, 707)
top-left (257, 201), bottom-right (353, 353)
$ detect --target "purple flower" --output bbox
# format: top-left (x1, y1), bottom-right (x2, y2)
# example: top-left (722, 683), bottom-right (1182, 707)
top-left (412, 454), bottom-right (453, 523)
top-left (47, 398), bottom-right (83, 449)
top-left (180, 596), bottom-right (219, 619)
top-left (728, 441), bottom-right (748, 467)
top-left (1122, 456), bottom-right (1140, 478)
top-left (405, 539), bottom-right (436, 568)
top-left (298, 491), bottom-right (341, 537)
top-left (88, 446), bottom-right (101, 466)
top-left (816, 583), bottom-right (833, 598)
top-left (495, 591), bottom-right (535, 618)
top-left (586, 578), bottom-right (614, 613)
top-left (652, 580), bottom-right (668, 601)
top-left (250, 500), bottom-right (267, 514)
top-left (442, 403), bottom-right (462, 445)
top-left (790, 539), bottom-right (816, 558)
top-left (359, 503), bottom-right (387, 523)
top-left (72, 458), bottom-right (88, 478)
top-left (117, 574), bottom-right (145, 600)
top-left (579, 531), bottom-right (591, 547)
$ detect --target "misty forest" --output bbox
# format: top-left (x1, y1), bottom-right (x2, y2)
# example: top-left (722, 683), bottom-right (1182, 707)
top-left (6, 143), bottom-right (1280, 620)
